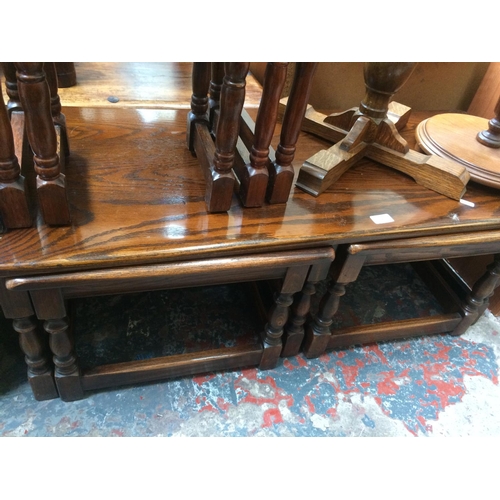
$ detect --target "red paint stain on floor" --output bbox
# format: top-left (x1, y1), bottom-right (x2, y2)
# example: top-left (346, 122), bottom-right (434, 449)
top-left (236, 375), bottom-right (293, 407)
top-left (262, 408), bottom-right (283, 428)
top-left (421, 364), bottom-right (464, 409)
top-left (217, 397), bottom-right (230, 411)
top-left (337, 358), bottom-right (366, 389)
top-left (319, 353), bottom-right (331, 363)
top-left (199, 402), bottom-right (218, 413)
top-left (370, 345), bottom-right (389, 365)
top-left (296, 356), bottom-right (309, 368)
top-left (374, 396), bottom-right (392, 417)
top-left (305, 395), bottom-right (316, 413)
top-left (377, 371), bottom-right (400, 395)
top-left (431, 343), bottom-right (453, 361)
top-left (327, 408), bottom-right (338, 418)
top-left (283, 356), bottom-right (308, 369)
top-left (417, 415), bottom-right (433, 433)
top-left (240, 368), bottom-right (258, 380)
top-left (192, 373), bottom-right (217, 385)
top-left (234, 373), bottom-right (294, 428)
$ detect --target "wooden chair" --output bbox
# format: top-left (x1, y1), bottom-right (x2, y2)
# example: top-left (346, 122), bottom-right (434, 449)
top-left (0, 62), bottom-right (71, 228)
top-left (187, 62), bottom-right (317, 212)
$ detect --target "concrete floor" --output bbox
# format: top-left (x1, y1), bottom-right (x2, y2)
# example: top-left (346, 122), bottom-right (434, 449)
top-left (1, 263), bottom-right (499, 437)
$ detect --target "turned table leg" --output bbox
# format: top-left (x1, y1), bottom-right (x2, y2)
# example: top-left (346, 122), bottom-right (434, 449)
top-left (204, 62), bottom-right (250, 213)
top-left (238, 62), bottom-right (288, 207)
top-left (30, 288), bottom-right (84, 401)
top-left (282, 257), bottom-right (332, 357)
top-left (452, 254), bottom-right (500, 336)
top-left (187, 62), bottom-right (211, 151)
top-left (259, 264), bottom-right (310, 369)
top-left (303, 249), bottom-right (366, 358)
top-left (0, 82), bottom-right (31, 229)
top-left (0, 280), bottom-right (58, 400)
top-left (15, 62), bottom-right (71, 226)
top-left (267, 62), bottom-right (317, 204)
top-left (189, 62), bottom-right (253, 212)
top-left (14, 316), bottom-right (59, 400)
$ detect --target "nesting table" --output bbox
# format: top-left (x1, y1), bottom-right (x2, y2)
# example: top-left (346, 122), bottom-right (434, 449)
top-left (1, 107), bottom-right (500, 401)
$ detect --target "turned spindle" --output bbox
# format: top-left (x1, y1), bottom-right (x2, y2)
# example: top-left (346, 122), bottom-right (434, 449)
top-left (45, 316), bottom-right (84, 401)
top-left (360, 63), bottom-right (417, 119)
top-left (206, 62), bottom-right (250, 212)
top-left (44, 62), bottom-right (69, 157)
top-left (209, 62), bottom-right (224, 132)
top-left (0, 82), bottom-right (31, 228)
top-left (281, 257), bottom-right (332, 358)
top-left (14, 316), bottom-right (52, 382)
top-left (187, 62), bottom-right (210, 151)
top-left (303, 249), bottom-right (365, 359)
top-left (13, 315), bottom-right (58, 400)
top-left (267, 62), bottom-right (318, 204)
top-left (338, 62), bottom-right (417, 153)
top-left (15, 62), bottom-right (71, 225)
top-left (476, 95), bottom-right (500, 148)
top-left (239, 62), bottom-right (288, 207)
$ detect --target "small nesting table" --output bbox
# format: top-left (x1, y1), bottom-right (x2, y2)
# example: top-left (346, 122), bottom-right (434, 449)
top-left (1, 107), bottom-right (500, 401)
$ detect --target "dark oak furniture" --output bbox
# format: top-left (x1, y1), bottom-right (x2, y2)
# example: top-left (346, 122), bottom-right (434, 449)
top-left (448, 62), bottom-right (500, 316)
top-left (187, 62), bottom-right (317, 212)
top-left (302, 234), bottom-right (500, 358)
top-left (0, 62), bottom-right (71, 228)
top-left (295, 63), bottom-right (469, 201)
top-left (1, 106), bottom-right (500, 402)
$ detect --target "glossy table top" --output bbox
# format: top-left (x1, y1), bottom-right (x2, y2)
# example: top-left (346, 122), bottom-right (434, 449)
top-left (1, 107), bottom-right (500, 275)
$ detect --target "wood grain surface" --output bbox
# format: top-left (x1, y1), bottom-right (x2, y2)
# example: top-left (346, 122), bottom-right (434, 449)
top-left (1, 63), bottom-right (264, 110)
top-left (1, 107), bottom-right (500, 276)
top-left (416, 113), bottom-right (500, 188)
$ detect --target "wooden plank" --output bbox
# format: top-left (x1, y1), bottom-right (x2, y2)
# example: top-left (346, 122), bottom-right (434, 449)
top-left (7, 248), bottom-right (335, 291)
top-left (82, 344), bottom-right (263, 391)
top-left (351, 231), bottom-right (500, 265)
top-left (327, 313), bottom-right (463, 350)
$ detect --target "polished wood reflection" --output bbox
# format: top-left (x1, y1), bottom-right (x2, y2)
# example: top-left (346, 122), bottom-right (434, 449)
top-left (2, 105), bottom-right (500, 401)
top-left (1, 107), bottom-right (500, 274)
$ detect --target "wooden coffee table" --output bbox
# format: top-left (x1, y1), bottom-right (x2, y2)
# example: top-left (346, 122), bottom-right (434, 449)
top-left (1, 107), bottom-right (500, 401)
